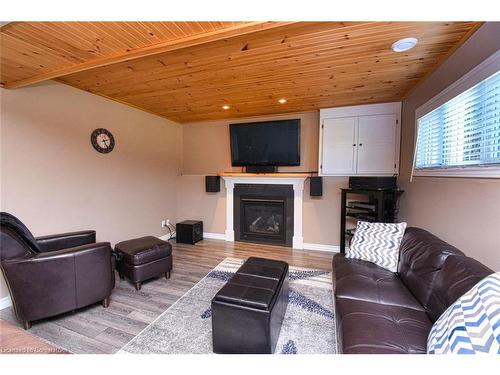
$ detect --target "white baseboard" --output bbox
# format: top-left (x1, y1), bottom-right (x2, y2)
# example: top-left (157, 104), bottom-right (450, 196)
top-left (160, 232), bottom-right (228, 241)
top-left (0, 295), bottom-right (12, 310)
top-left (203, 232), bottom-right (226, 240)
top-left (302, 243), bottom-right (341, 253)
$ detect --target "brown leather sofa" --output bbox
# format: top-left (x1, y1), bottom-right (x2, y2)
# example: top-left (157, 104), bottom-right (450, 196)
top-left (0, 212), bottom-right (115, 330)
top-left (333, 227), bottom-right (494, 354)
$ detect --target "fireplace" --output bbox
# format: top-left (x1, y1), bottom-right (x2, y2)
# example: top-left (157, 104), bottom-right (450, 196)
top-left (241, 198), bottom-right (285, 242)
top-left (234, 184), bottom-right (293, 246)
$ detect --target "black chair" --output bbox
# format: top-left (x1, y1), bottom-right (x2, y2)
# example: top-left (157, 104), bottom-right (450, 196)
top-left (0, 212), bottom-right (115, 329)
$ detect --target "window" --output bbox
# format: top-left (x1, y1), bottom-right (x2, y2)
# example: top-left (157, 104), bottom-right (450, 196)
top-left (413, 51), bottom-right (500, 178)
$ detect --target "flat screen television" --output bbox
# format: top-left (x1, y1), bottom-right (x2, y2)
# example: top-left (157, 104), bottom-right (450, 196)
top-left (230, 119), bottom-right (300, 166)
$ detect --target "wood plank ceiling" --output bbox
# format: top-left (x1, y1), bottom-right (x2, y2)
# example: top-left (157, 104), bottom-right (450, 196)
top-left (1, 21), bottom-right (482, 123)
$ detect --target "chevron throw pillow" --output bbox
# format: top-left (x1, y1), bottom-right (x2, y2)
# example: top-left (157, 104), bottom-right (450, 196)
top-left (346, 221), bottom-right (407, 272)
top-left (427, 272), bottom-right (500, 354)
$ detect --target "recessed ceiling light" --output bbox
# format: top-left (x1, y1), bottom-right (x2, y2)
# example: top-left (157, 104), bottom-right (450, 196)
top-left (278, 98), bottom-right (287, 104)
top-left (222, 105), bottom-right (230, 110)
top-left (391, 37), bottom-right (418, 52)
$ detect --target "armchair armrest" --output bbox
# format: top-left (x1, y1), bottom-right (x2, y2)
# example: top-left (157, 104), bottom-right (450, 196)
top-left (36, 230), bottom-right (96, 252)
top-left (2, 242), bottom-right (113, 322)
top-left (32, 242), bottom-right (106, 259)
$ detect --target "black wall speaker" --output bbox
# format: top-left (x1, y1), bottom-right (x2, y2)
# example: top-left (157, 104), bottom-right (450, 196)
top-left (205, 176), bottom-right (220, 193)
top-left (310, 176), bottom-right (323, 197)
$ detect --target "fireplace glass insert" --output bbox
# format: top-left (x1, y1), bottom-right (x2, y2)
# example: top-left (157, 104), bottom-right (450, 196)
top-left (240, 198), bottom-right (286, 244)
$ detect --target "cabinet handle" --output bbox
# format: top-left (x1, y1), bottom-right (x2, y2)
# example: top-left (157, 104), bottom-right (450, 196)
top-left (359, 143), bottom-right (363, 146)
top-left (352, 143), bottom-right (356, 146)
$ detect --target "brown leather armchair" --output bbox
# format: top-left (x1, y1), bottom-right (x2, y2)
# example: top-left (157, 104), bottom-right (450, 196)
top-left (0, 212), bottom-right (114, 330)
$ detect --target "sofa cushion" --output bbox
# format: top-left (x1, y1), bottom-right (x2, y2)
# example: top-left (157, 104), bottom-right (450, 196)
top-left (346, 221), bottom-right (407, 272)
top-left (427, 272), bottom-right (500, 354)
top-left (426, 255), bottom-right (494, 322)
top-left (333, 254), bottom-right (423, 311)
top-left (397, 227), bottom-right (464, 311)
top-left (336, 297), bottom-right (432, 354)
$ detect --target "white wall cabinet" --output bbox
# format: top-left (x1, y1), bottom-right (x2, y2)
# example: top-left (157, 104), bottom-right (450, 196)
top-left (319, 102), bottom-right (401, 176)
top-left (321, 117), bottom-right (358, 175)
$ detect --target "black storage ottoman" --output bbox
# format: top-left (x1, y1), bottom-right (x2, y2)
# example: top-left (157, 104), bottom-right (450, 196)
top-left (211, 257), bottom-right (289, 354)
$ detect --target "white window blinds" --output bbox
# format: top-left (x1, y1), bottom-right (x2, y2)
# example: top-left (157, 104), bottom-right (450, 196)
top-left (415, 71), bottom-right (500, 170)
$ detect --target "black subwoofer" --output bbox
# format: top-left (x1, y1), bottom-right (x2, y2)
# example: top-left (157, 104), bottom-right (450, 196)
top-left (310, 176), bottom-right (323, 196)
top-left (205, 176), bottom-right (220, 193)
top-left (176, 220), bottom-right (203, 245)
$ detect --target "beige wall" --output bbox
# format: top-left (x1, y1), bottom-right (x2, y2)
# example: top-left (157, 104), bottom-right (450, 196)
top-left (182, 111), bottom-right (321, 174)
top-left (178, 111), bottom-right (349, 244)
top-left (399, 22), bottom-right (500, 270)
top-left (0, 82), bottom-right (182, 299)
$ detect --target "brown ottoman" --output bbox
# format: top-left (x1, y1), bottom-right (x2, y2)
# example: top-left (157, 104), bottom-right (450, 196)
top-left (115, 236), bottom-right (173, 290)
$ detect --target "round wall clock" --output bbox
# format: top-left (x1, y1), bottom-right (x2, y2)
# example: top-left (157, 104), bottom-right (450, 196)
top-left (90, 128), bottom-right (115, 153)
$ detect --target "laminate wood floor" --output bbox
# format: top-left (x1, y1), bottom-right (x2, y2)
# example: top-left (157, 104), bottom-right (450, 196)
top-left (0, 320), bottom-right (68, 354)
top-left (0, 239), bottom-right (334, 354)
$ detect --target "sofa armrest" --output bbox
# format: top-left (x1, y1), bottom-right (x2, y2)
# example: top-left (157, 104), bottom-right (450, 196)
top-left (36, 230), bottom-right (96, 252)
top-left (1, 242), bottom-right (113, 322)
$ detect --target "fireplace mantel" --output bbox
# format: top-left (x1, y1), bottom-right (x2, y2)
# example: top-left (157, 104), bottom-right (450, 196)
top-left (219, 172), bottom-right (311, 178)
top-left (220, 173), bottom-right (308, 249)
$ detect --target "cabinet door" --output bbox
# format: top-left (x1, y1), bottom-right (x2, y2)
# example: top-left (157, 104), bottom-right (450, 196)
top-left (357, 114), bottom-right (397, 175)
top-left (321, 117), bottom-right (357, 175)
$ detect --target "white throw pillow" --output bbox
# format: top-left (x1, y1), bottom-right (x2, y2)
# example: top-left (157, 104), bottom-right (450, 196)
top-left (346, 221), bottom-right (407, 272)
top-left (427, 272), bottom-right (500, 354)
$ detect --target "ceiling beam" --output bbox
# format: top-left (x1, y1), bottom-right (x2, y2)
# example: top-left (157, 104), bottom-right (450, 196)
top-left (2, 21), bottom-right (298, 89)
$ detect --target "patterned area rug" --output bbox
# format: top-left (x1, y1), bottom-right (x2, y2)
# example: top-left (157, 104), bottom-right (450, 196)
top-left (119, 257), bottom-right (337, 354)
